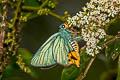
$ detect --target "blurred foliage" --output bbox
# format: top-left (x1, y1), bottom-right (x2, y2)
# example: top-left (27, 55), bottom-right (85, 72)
top-left (62, 50), bottom-right (91, 80)
top-left (1, 49), bottom-right (38, 80)
top-left (117, 56), bottom-right (120, 80)
top-left (105, 39), bottom-right (120, 60)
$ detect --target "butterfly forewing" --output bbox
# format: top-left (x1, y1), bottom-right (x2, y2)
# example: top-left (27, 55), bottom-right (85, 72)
top-left (31, 31), bottom-right (74, 68)
top-left (31, 33), bottom-right (59, 68)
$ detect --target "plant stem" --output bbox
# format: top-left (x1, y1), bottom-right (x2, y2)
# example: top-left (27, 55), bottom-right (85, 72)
top-left (0, 0), bottom-right (8, 72)
top-left (83, 56), bottom-right (96, 77)
top-left (0, 0), bottom-right (8, 53)
top-left (75, 34), bottom-right (120, 80)
top-left (22, 0), bottom-right (48, 10)
top-left (0, 0), bottom-right (22, 78)
top-left (22, 5), bottom-right (66, 21)
top-left (22, 6), bottom-right (40, 10)
top-left (102, 36), bottom-right (120, 49)
top-left (48, 11), bottom-right (66, 21)
top-left (0, 0), bottom-right (8, 77)
top-left (76, 56), bottom-right (96, 80)
top-left (40, 0), bottom-right (48, 8)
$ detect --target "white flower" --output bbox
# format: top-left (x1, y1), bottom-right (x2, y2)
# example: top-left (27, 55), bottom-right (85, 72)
top-left (66, 0), bottom-right (120, 56)
top-left (79, 20), bottom-right (85, 25)
top-left (83, 16), bottom-right (88, 20)
top-left (106, 19), bottom-right (110, 23)
top-left (97, 46), bottom-right (102, 49)
top-left (95, 32), bottom-right (99, 36)
top-left (83, 7), bottom-right (87, 11)
top-left (102, 17), bottom-right (106, 21)
top-left (97, 6), bottom-right (102, 11)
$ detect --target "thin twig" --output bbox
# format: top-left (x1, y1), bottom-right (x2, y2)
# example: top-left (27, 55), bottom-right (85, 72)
top-left (0, 0), bottom-right (8, 53)
top-left (48, 11), bottom-right (66, 21)
top-left (2, 0), bottom-right (66, 21)
top-left (22, 6), bottom-right (66, 21)
top-left (0, 0), bottom-right (8, 77)
top-left (82, 56), bottom-right (96, 78)
top-left (102, 36), bottom-right (120, 49)
top-left (22, 6), bottom-right (40, 10)
top-left (76, 56), bottom-right (96, 80)
top-left (22, 0), bottom-right (48, 10)
top-left (80, 45), bottom-right (86, 52)
top-left (0, 0), bottom-right (22, 77)
top-left (76, 34), bottom-right (120, 80)
top-left (40, 0), bottom-right (48, 8)
top-left (22, 5), bottom-right (66, 21)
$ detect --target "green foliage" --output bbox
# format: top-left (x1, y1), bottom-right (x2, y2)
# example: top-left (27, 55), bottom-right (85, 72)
top-left (20, 0), bottom-right (59, 21)
top-left (37, 8), bottom-right (50, 15)
top-left (17, 49), bottom-right (38, 78)
top-left (48, 1), bottom-right (57, 8)
top-left (105, 38), bottom-right (120, 60)
top-left (117, 56), bottom-right (120, 80)
top-left (61, 50), bottom-right (91, 80)
top-left (100, 69), bottom-right (117, 80)
top-left (23, 0), bottom-right (39, 6)
top-left (106, 18), bottom-right (120, 35)
top-left (1, 48), bottom-right (38, 80)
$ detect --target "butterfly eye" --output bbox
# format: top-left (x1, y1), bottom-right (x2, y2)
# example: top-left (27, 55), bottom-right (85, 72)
top-left (62, 25), bottom-right (65, 29)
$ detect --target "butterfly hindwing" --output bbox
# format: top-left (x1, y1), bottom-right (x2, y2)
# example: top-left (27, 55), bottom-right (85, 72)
top-left (53, 35), bottom-right (73, 66)
top-left (31, 32), bottom-right (74, 68)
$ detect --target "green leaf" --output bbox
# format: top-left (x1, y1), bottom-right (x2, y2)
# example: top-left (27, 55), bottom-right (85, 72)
top-left (105, 38), bottom-right (120, 60)
top-left (18, 48), bottom-right (38, 78)
top-left (117, 56), bottom-right (120, 80)
top-left (2, 49), bottom-right (38, 80)
top-left (18, 48), bottom-right (33, 65)
top-left (23, 0), bottom-right (39, 7)
top-left (106, 18), bottom-right (120, 35)
top-left (61, 50), bottom-right (92, 80)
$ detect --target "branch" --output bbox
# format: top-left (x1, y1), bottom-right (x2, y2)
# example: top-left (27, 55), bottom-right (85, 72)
top-left (0, 0), bottom-right (22, 78)
top-left (22, 0), bottom-right (48, 10)
top-left (76, 56), bottom-right (96, 80)
top-left (22, 6), bottom-right (66, 21)
top-left (0, 0), bottom-right (8, 53)
top-left (48, 11), bottom-right (66, 21)
top-left (83, 56), bottom-right (96, 77)
top-left (0, 0), bottom-right (8, 77)
top-left (40, 0), bottom-right (49, 8)
top-left (102, 36), bottom-right (120, 49)
top-left (1, 0), bottom-right (66, 21)
top-left (75, 33), bottom-right (120, 80)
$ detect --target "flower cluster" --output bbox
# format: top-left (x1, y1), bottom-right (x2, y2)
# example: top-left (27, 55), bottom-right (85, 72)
top-left (48, 1), bottom-right (57, 8)
top-left (16, 54), bottom-right (31, 73)
top-left (37, 8), bottom-right (50, 15)
top-left (67, 0), bottom-right (120, 56)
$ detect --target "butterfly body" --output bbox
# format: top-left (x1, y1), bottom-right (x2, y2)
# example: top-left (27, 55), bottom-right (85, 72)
top-left (31, 23), bottom-right (81, 69)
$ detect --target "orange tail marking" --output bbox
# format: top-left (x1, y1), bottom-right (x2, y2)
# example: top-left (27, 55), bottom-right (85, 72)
top-left (67, 51), bottom-right (80, 67)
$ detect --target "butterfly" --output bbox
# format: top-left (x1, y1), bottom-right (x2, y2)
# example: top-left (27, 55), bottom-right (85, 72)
top-left (31, 23), bottom-right (81, 69)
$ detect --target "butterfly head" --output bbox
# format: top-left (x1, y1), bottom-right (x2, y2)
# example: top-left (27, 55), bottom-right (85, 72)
top-left (59, 23), bottom-right (70, 30)
top-left (59, 23), bottom-right (80, 34)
